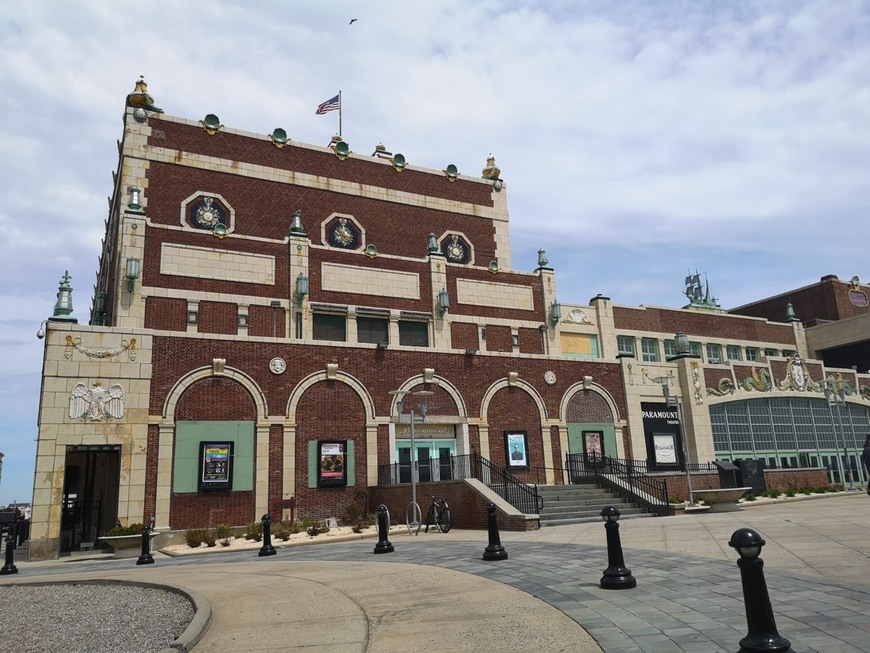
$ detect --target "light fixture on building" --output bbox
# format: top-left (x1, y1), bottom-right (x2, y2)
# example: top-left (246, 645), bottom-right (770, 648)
top-left (36, 319), bottom-right (48, 339)
top-left (537, 249), bottom-right (549, 268)
top-left (127, 187), bottom-right (142, 211)
top-left (125, 258), bottom-right (140, 292)
top-left (674, 331), bottom-right (690, 356)
top-left (289, 210), bottom-right (305, 236)
top-left (438, 288), bottom-right (449, 316)
top-left (465, 348), bottom-right (477, 356)
top-left (428, 233), bottom-right (439, 254)
top-left (550, 301), bottom-right (562, 327)
top-left (295, 274), bottom-right (309, 306)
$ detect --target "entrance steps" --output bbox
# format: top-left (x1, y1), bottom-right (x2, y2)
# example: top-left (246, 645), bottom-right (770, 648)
top-left (537, 484), bottom-right (652, 527)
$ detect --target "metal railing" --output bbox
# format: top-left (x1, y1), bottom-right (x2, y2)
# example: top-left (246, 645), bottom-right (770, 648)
top-left (566, 454), bottom-right (670, 516)
top-left (377, 453), bottom-right (542, 515)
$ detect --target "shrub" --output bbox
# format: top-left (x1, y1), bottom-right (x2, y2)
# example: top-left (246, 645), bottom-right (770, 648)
top-left (762, 489), bottom-right (781, 499)
top-left (185, 528), bottom-right (207, 548)
top-left (107, 523), bottom-right (145, 536)
top-left (204, 529), bottom-right (217, 547)
top-left (743, 493), bottom-right (756, 502)
top-left (214, 524), bottom-right (233, 540)
top-left (273, 527), bottom-right (291, 541)
top-left (244, 521), bottom-right (263, 541)
top-left (784, 487), bottom-right (797, 498)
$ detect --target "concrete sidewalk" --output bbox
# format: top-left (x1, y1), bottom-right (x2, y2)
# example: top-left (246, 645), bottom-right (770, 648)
top-left (4, 492), bottom-right (870, 652)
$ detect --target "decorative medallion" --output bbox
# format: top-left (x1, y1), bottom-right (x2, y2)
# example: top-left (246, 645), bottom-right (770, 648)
top-left (365, 244), bottom-right (378, 258)
top-left (565, 309), bottom-right (591, 325)
top-left (69, 382), bottom-right (125, 421)
top-left (332, 217), bottom-right (356, 248)
top-left (196, 197), bottom-right (221, 227)
top-left (269, 357), bottom-right (287, 375)
top-left (446, 235), bottom-right (464, 261)
top-left (848, 276), bottom-right (867, 307)
top-left (776, 354), bottom-right (820, 392)
top-left (544, 371), bottom-right (556, 385)
top-left (65, 335), bottom-right (137, 361)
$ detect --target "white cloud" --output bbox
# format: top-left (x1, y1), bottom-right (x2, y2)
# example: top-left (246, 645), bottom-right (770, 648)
top-left (2, 0), bottom-right (870, 503)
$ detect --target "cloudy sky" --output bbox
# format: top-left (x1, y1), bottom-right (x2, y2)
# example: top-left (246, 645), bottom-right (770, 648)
top-left (2, 0), bottom-right (869, 505)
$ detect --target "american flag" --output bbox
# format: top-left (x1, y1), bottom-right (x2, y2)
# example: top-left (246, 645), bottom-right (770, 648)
top-left (316, 94), bottom-right (340, 115)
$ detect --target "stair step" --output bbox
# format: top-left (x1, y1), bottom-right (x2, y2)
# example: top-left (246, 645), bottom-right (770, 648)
top-left (540, 512), bottom-right (654, 527)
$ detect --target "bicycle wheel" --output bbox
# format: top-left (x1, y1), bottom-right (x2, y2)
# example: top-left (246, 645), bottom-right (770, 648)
top-left (425, 504), bottom-right (437, 533)
top-left (437, 506), bottom-right (452, 533)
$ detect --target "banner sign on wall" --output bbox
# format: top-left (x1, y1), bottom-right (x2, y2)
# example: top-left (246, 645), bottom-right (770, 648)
top-left (199, 441), bottom-right (233, 491)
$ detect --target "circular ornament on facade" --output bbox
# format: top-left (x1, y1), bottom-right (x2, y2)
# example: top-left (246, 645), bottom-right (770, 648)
top-left (331, 217), bottom-right (357, 248)
top-left (544, 371), bottom-right (556, 385)
top-left (195, 197), bottom-right (221, 227)
top-left (269, 357), bottom-right (287, 375)
top-left (132, 107), bottom-right (148, 122)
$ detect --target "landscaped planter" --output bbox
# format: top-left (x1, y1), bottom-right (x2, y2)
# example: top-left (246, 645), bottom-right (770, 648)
top-left (98, 533), bottom-right (159, 559)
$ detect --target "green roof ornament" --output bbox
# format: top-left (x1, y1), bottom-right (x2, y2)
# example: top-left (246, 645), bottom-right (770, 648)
top-left (683, 270), bottom-right (721, 311)
top-left (52, 271), bottom-right (77, 322)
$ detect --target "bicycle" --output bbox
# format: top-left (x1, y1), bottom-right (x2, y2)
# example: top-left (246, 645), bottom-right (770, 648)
top-left (425, 495), bottom-right (452, 533)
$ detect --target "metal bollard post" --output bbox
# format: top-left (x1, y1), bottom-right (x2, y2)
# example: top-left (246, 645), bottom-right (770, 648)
top-left (728, 528), bottom-right (794, 653)
top-left (136, 522), bottom-right (155, 565)
top-left (1, 533), bottom-right (19, 575)
top-left (373, 504), bottom-right (394, 554)
top-left (599, 506), bottom-right (636, 589)
top-left (259, 514), bottom-right (277, 557)
top-left (482, 503), bottom-right (508, 561)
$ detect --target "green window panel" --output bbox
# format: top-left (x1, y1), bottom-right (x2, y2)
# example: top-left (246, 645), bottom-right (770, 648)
top-left (308, 440), bottom-right (355, 488)
top-left (174, 421), bottom-right (254, 493)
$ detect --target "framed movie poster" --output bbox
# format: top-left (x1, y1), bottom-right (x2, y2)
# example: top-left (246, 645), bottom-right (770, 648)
top-left (505, 431), bottom-right (529, 470)
top-left (199, 441), bottom-right (233, 492)
top-left (318, 440), bottom-right (347, 487)
top-left (583, 430), bottom-right (604, 462)
top-left (652, 433), bottom-right (678, 465)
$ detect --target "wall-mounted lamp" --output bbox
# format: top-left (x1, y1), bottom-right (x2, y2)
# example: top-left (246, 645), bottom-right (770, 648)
top-left (438, 288), bottom-right (449, 317)
top-left (295, 274), bottom-right (309, 306)
top-left (465, 348), bottom-right (477, 356)
top-left (125, 257), bottom-right (140, 292)
top-left (289, 210), bottom-right (305, 236)
top-left (550, 301), bottom-right (562, 327)
top-left (376, 341), bottom-right (388, 350)
top-left (36, 320), bottom-right (48, 340)
top-left (428, 233), bottom-right (439, 254)
top-left (674, 331), bottom-right (690, 356)
top-left (127, 187), bottom-right (142, 211)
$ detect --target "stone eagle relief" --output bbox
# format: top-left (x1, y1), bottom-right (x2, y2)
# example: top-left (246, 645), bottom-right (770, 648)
top-left (69, 382), bottom-right (125, 421)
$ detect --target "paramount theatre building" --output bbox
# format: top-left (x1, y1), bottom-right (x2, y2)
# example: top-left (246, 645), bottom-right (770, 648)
top-left (29, 81), bottom-right (870, 559)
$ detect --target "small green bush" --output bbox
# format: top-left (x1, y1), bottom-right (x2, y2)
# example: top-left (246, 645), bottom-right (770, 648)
top-left (214, 524), bottom-right (233, 539)
top-left (185, 528), bottom-right (207, 548)
top-left (784, 487), bottom-right (797, 498)
top-left (273, 527), bottom-right (291, 541)
top-left (743, 493), bottom-right (756, 502)
top-left (204, 529), bottom-right (217, 547)
top-left (244, 521), bottom-right (263, 541)
top-left (762, 489), bottom-right (781, 499)
top-left (107, 523), bottom-right (145, 536)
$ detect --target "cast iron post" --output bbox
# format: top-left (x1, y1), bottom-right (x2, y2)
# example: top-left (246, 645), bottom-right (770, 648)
top-left (136, 521), bottom-right (155, 565)
top-left (482, 503), bottom-right (508, 560)
top-left (1, 533), bottom-right (18, 575)
top-left (259, 514), bottom-right (277, 557)
top-left (599, 506), bottom-right (636, 589)
top-left (729, 528), bottom-right (793, 653)
top-left (373, 504), bottom-right (394, 554)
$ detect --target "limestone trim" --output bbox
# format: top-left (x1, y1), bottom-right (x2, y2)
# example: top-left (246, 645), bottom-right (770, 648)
top-left (286, 369), bottom-right (376, 421)
top-left (161, 365), bottom-right (269, 420)
top-left (559, 381), bottom-right (622, 423)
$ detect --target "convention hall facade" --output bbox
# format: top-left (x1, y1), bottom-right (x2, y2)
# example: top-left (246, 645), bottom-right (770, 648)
top-left (29, 81), bottom-right (870, 559)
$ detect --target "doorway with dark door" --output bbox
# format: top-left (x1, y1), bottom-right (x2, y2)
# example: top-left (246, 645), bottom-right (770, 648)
top-left (60, 445), bottom-right (121, 553)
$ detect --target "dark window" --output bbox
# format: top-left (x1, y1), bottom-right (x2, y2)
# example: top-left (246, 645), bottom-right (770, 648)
top-left (357, 317), bottom-right (388, 345)
top-left (313, 314), bottom-right (346, 342)
top-left (399, 321), bottom-right (428, 347)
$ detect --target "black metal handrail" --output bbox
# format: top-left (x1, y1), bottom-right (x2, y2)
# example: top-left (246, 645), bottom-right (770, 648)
top-left (566, 454), bottom-right (670, 516)
top-left (376, 453), bottom-right (542, 515)
top-left (596, 456), bottom-right (716, 474)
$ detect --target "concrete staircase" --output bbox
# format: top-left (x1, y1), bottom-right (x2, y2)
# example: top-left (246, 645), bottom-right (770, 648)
top-left (537, 484), bottom-right (651, 527)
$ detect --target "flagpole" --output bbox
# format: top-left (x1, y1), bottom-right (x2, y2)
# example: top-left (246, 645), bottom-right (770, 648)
top-left (338, 90), bottom-right (342, 138)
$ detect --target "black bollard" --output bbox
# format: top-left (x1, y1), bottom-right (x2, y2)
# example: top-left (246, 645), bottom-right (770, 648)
top-left (373, 504), bottom-right (394, 554)
top-left (136, 522), bottom-right (155, 565)
top-left (729, 528), bottom-right (794, 653)
top-left (482, 503), bottom-right (508, 561)
top-left (1, 533), bottom-right (18, 575)
top-left (599, 506), bottom-right (636, 589)
top-left (259, 514), bottom-right (277, 557)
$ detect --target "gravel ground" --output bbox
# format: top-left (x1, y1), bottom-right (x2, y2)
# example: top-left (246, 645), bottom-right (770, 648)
top-left (0, 582), bottom-right (194, 653)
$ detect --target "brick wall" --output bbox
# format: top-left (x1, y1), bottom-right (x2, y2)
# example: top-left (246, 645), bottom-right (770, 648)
top-left (197, 300), bottom-right (238, 335)
top-left (485, 324), bottom-right (513, 353)
top-left (248, 304), bottom-right (286, 338)
top-left (450, 322), bottom-right (479, 350)
top-left (518, 327), bottom-right (545, 354)
top-left (657, 467), bottom-right (830, 502)
top-left (145, 296), bottom-right (187, 331)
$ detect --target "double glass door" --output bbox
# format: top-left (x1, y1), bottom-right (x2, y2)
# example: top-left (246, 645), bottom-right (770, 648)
top-left (397, 440), bottom-right (455, 483)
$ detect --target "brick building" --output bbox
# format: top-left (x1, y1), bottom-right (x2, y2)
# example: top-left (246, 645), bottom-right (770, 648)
top-left (29, 81), bottom-right (870, 560)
